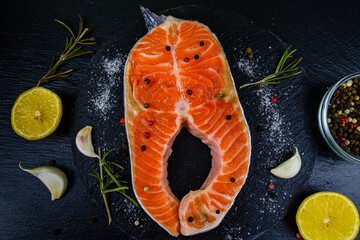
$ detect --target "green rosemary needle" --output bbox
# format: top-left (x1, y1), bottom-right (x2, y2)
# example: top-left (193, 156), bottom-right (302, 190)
top-left (89, 148), bottom-right (139, 225)
top-left (239, 46), bottom-right (302, 89)
top-left (37, 14), bottom-right (96, 86)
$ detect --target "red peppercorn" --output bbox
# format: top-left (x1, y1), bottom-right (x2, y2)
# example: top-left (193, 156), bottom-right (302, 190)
top-left (341, 137), bottom-right (346, 141)
top-left (268, 183), bottom-right (274, 189)
top-left (339, 117), bottom-right (342, 123)
top-left (271, 97), bottom-right (277, 103)
top-left (144, 132), bottom-right (150, 138)
top-left (296, 232), bottom-right (302, 239)
top-left (336, 98), bottom-right (340, 104)
top-left (342, 118), bottom-right (349, 124)
top-left (147, 121), bottom-right (154, 126)
top-left (120, 118), bottom-right (125, 125)
top-left (184, 57), bottom-right (190, 62)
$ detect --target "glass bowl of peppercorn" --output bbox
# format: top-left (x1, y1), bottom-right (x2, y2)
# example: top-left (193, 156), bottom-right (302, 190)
top-left (318, 72), bottom-right (360, 163)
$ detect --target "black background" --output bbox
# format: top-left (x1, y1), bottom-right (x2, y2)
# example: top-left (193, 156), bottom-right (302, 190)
top-left (1, 0), bottom-right (360, 239)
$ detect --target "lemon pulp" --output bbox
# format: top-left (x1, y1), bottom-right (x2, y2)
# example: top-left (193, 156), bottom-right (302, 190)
top-left (11, 87), bottom-right (62, 140)
top-left (296, 191), bottom-right (360, 240)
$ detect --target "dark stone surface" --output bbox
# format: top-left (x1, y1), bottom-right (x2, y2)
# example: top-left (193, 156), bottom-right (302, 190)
top-left (73, 6), bottom-right (316, 239)
top-left (1, 0), bottom-right (360, 239)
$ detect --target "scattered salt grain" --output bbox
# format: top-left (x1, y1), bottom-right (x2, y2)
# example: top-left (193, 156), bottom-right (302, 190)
top-left (237, 58), bottom-right (259, 78)
top-left (255, 85), bottom-right (294, 157)
top-left (88, 54), bottom-right (127, 121)
top-left (224, 226), bottom-right (243, 240)
top-left (103, 57), bottom-right (123, 76)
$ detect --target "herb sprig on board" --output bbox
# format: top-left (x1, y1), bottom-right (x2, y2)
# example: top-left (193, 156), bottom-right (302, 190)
top-left (90, 148), bottom-right (139, 224)
top-left (37, 15), bottom-right (96, 86)
top-left (239, 46), bottom-right (302, 89)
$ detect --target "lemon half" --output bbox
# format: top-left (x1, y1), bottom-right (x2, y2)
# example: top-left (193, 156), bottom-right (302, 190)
top-left (11, 87), bottom-right (62, 140)
top-left (296, 191), bottom-right (359, 240)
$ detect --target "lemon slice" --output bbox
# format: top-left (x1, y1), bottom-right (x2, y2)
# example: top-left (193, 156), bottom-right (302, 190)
top-left (296, 192), bottom-right (360, 240)
top-left (11, 87), bottom-right (62, 140)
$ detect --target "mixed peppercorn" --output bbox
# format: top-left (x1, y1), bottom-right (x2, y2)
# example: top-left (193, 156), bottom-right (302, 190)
top-left (327, 78), bottom-right (360, 156)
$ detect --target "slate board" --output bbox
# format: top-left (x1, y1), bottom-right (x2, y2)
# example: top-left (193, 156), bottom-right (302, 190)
top-left (72, 5), bottom-right (317, 240)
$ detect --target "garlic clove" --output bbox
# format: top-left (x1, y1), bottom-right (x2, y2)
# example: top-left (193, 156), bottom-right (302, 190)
top-left (270, 147), bottom-right (302, 179)
top-left (19, 162), bottom-right (68, 200)
top-left (76, 126), bottom-right (98, 158)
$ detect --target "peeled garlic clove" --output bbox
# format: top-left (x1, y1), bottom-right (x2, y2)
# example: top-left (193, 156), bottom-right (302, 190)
top-left (270, 147), bottom-right (302, 179)
top-left (76, 126), bottom-right (98, 158)
top-left (19, 162), bottom-right (68, 200)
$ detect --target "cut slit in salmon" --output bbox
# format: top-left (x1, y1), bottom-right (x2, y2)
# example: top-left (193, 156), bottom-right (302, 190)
top-left (124, 15), bottom-right (251, 237)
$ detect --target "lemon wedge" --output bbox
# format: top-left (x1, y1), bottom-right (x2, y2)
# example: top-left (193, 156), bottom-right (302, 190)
top-left (11, 87), bottom-right (62, 140)
top-left (296, 191), bottom-right (360, 240)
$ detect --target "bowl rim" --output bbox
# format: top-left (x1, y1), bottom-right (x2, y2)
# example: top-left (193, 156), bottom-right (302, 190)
top-left (318, 72), bottom-right (360, 163)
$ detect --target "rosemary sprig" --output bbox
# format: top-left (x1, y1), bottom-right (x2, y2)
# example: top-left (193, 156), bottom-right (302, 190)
top-left (89, 148), bottom-right (139, 225)
top-left (239, 46), bottom-right (302, 89)
top-left (36, 14), bottom-right (96, 86)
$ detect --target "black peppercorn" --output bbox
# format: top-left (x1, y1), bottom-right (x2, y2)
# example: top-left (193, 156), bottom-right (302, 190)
top-left (89, 218), bottom-right (97, 224)
top-left (48, 160), bottom-right (56, 166)
top-left (68, 170), bottom-right (74, 177)
top-left (268, 191), bottom-right (277, 198)
top-left (256, 125), bottom-right (264, 132)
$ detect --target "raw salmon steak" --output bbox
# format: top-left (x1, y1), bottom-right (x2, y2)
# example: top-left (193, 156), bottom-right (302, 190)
top-left (124, 13), bottom-right (251, 237)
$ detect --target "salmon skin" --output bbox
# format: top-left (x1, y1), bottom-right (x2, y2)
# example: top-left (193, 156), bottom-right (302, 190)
top-left (124, 7), bottom-right (251, 237)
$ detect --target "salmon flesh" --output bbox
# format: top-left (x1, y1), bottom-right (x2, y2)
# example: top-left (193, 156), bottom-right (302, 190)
top-left (124, 15), bottom-right (251, 237)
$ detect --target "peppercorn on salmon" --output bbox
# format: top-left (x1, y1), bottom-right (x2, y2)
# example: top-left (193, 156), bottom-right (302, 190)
top-left (124, 13), bottom-right (251, 237)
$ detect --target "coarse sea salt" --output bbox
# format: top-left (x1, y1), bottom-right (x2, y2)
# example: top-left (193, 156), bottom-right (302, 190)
top-left (233, 54), bottom-right (296, 238)
top-left (255, 85), bottom-right (294, 157)
top-left (237, 58), bottom-right (262, 78)
top-left (237, 54), bottom-right (293, 158)
top-left (88, 54), bottom-right (127, 121)
top-left (223, 226), bottom-right (243, 240)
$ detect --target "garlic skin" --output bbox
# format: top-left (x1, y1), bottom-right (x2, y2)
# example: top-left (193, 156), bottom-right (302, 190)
top-left (19, 162), bottom-right (68, 200)
top-left (76, 126), bottom-right (98, 158)
top-left (270, 147), bottom-right (302, 179)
